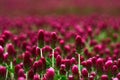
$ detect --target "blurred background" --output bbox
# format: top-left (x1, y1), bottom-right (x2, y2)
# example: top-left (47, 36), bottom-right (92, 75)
top-left (0, 0), bottom-right (120, 16)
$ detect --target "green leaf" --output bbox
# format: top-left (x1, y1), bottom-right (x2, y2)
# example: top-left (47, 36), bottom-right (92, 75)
top-left (60, 75), bottom-right (67, 80)
top-left (80, 65), bottom-right (83, 71)
top-left (46, 58), bottom-right (52, 68)
top-left (96, 31), bottom-right (107, 42)
top-left (54, 74), bottom-right (67, 80)
top-left (16, 58), bottom-right (21, 64)
top-left (46, 57), bottom-right (56, 68)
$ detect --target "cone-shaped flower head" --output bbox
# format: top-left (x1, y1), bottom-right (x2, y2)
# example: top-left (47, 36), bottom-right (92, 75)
top-left (50, 32), bottom-right (57, 49)
top-left (104, 60), bottom-right (113, 73)
top-left (33, 60), bottom-right (43, 73)
top-left (60, 64), bottom-right (66, 75)
top-left (59, 39), bottom-right (65, 50)
top-left (81, 68), bottom-right (88, 78)
top-left (96, 58), bottom-right (104, 70)
top-left (7, 43), bottom-right (16, 60)
top-left (0, 46), bottom-right (4, 62)
top-left (0, 66), bottom-right (6, 80)
top-left (89, 75), bottom-right (94, 80)
top-left (68, 75), bottom-right (74, 80)
top-left (45, 67), bottom-right (55, 80)
top-left (3, 30), bottom-right (11, 41)
top-left (101, 74), bottom-right (108, 80)
top-left (18, 77), bottom-right (25, 80)
top-left (18, 68), bottom-right (25, 78)
top-left (72, 65), bottom-right (79, 75)
top-left (33, 74), bottom-right (40, 80)
top-left (117, 73), bottom-right (120, 79)
top-left (28, 69), bottom-right (34, 80)
top-left (72, 65), bottom-right (79, 80)
top-left (56, 55), bottom-right (62, 68)
top-left (75, 35), bottom-right (85, 53)
top-left (38, 29), bottom-right (44, 48)
top-left (23, 51), bottom-right (33, 71)
top-left (0, 38), bottom-right (5, 47)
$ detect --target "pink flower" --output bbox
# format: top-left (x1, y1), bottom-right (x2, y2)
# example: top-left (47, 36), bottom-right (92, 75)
top-left (38, 29), bottom-right (45, 48)
top-left (33, 74), bottom-right (40, 80)
top-left (0, 66), bottom-right (6, 79)
top-left (101, 74), bottom-right (108, 80)
top-left (75, 35), bottom-right (85, 53)
top-left (45, 67), bottom-right (55, 80)
top-left (50, 32), bottom-right (57, 49)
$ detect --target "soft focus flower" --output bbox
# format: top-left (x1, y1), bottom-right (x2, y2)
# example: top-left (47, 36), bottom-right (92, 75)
top-left (45, 67), bottom-right (55, 80)
top-left (0, 66), bottom-right (6, 79)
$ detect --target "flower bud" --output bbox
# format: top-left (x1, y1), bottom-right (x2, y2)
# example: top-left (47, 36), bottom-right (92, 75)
top-left (94, 44), bottom-right (102, 53)
top-left (45, 67), bottom-right (55, 80)
top-left (0, 38), bottom-right (5, 47)
top-left (38, 29), bottom-right (44, 48)
top-left (90, 40), bottom-right (97, 46)
top-left (82, 68), bottom-right (88, 78)
top-left (81, 61), bottom-right (87, 67)
top-left (60, 64), bottom-right (66, 75)
top-left (33, 74), bottom-right (40, 80)
top-left (3, 52), bottom-right (8, 62)
top-left (18, 77), bottom-right (25, 80)
top-left (117, 73), bottom-right (120, 79)
top-left (18, 69), bottom-right (26, 78)
top-left (0, 46), bottom-right (4, 63)
top-left (31, 46), bottom-right (37, 57)
top-left (64, 45), bottom-right (70, 56)
top-left (90, 72), bottom-right (96, 78)
top-left (104, 60), bottom-right (113, 73)
top-left (101, 74), bottom-right (108, 80)
top-left (40, 57), bottom-right (46, 70)
top-left (70, 57), bottom-right (76, 65)
top-left (75, 35), bottom-right (85, 53)
top-left (96, 58), bottom-right (104, 71)
top-left (117, 58), bottom-right (120, 70)
top-left (28, 69), bottom-right (34, 80)
top-left (86, 59), bottom-right (92, 71)
top-left (64, 59), bottom-right (71, 71)
top-left (33, 60), bottom-right (43, 73)
top-left (56, 55), bottom-right (62, 68)
top-left (36, 47), bottom-right (40, 56)
top-left (42, 45), bottom-right (52, 57)
top-left (0, 66), bottom-right (6, 80)
top-left (72, 65), bottom-right (79, 80)
top-left (50, 32), bottom-right (57, 49)
top-left (89, 75), bottom-right (94, 80)
top-left (68, 75), bottom-right (74, 80)
top-left (72, 65), bottom-right (79, 75)
top-left (23, 51), bottom-right (33, 71)
top-left (59, 39), bottom-right (65, 50)
top-left (7, 43), bottom-right (16, 60)
top-left (15, 64), bottom-right (22, 78)
top-left (3, 30), bottom-right (11, 41)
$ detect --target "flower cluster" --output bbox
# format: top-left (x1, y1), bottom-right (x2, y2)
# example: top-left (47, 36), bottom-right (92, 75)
top-left (0, 16), bottom-right (120, 80)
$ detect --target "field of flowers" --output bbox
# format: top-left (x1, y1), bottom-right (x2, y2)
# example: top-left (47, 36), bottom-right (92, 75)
top-left (0, 15), bottom-right (120, 80)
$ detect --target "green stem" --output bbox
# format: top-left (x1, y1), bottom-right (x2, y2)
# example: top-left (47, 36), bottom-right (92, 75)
top-left (10, 62), bottom-right (14, 80)
top-left (52, 49), bottom-right (55, 68)
top-left (26, 71), bottom-right (28, 80)
top-left (66, 72), bottom-right (68, 78)
top-left (57, 70), bottom-right (59, 75)
top-left (67, 71), bottom-right (69, 78)
top-left (40, 48), bottom-right (43, 58)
